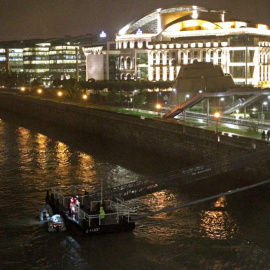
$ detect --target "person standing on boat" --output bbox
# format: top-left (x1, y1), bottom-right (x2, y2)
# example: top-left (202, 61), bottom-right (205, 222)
top-left (267, 130), bottom-right (270, 141)
top-left (100, 206), bottom-right (105, 219)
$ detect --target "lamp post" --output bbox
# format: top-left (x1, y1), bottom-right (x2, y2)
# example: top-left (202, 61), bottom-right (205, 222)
top-left (183, 94), bottom-right (190, 121)
top-left (199, 90), bottom-right (203, 113)
top-left (214, 112), bottom-right (221, 134)
top-left (156, 103), bottom-right (161, 120)
top-left (262, 101), bottom-right (268, 122)
top-left (219, 97), bottom-right (224, 110)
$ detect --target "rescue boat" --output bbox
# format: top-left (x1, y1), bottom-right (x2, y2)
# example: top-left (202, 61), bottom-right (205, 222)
top-left (45, 185), bottom-right (135, 236)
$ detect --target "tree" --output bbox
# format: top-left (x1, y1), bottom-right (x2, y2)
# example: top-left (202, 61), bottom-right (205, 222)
top-left (107, 88), bottom-right (118, 105)
top-left (133, 90), bottom-right (147, 111)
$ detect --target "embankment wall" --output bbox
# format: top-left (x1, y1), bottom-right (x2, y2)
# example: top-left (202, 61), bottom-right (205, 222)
top-left (0, 93), bottom-right (267, 161)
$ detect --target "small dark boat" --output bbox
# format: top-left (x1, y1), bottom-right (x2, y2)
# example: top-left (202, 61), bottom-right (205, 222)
top-left (39, 204), bottom-right (53, 221)
top-left (45, 186), bottom-right (135, 236)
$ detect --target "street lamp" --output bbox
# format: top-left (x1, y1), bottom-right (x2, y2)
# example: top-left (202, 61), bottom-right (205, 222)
top-left (219, 97), bottom-right (224, 110)
top-left (183, 94), bottom-right (190, 121)
top-left (261, 101), bottom-right (268, 122)
top-left (199, 90), bottom-right (203, 113)
top-left (214, 112), bottom-right (221, 134)
top-left (156, 103), bottom-right (161, 120)
top-left (262, 101), bottom-right (268, 113)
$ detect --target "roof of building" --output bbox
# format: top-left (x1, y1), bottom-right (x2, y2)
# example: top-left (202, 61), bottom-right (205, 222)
top-left (0, 34), bottom-right (96, 48)
top-left (117, 5), bottom-right (269, 37)
top-left (118, 5), bottom-right (226, 35)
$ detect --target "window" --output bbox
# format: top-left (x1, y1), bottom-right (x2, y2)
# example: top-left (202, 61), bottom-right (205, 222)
top-left (229, 66), bottom-right (245, 78)
top-left (218, 51), bottom-right (222, 65)
top-left (136, 53), bottom-right (148, 65)
top-left (230, 50), bottom-right (245, 63)
top-left (126, 57), bottom-right (131, 69)
top-left (202, 51), bottom-right (207, 62)
top-left (230, 35), bottom-right (255, 46)
top-left (137, 67), bottom-right (148, 79)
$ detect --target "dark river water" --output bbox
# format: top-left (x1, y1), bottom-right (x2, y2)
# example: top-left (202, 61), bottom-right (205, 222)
top-left (1, 110), bottom-right (270, 270)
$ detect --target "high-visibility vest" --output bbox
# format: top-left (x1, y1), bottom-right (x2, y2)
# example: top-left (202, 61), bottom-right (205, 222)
top-left (100, 206), bottom-right (105, 219)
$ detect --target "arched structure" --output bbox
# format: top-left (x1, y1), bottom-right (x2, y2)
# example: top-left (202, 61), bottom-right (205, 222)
top-left (84, 5), bottom-right (270, 88)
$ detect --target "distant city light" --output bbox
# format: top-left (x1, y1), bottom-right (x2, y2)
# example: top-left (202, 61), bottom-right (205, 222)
top-left (100, 31), bottom-right (107, 38)
top-left (20, 87), bottom-right (25, 92)
top-left (37, 89), bottom-right (42, 94)
top-left (57, 91), bottom-right (63, 97)
top-left (82, 94), bottom-right (88, 100)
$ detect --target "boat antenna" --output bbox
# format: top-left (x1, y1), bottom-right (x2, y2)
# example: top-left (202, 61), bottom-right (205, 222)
top-left (101, 178), bottom-right (103, 203)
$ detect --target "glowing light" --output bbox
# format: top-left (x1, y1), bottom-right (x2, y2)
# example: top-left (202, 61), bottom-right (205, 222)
top-left (57, 91), bottom-right (63, 97)
top-left (20, 87), bottom-right (25, 92)
top-left (82, 94), bottom-right (88, 100)
top-left (191, 7), bottom-right (198, 19)
top-left (257, 24), bottom-right (268, 30)
top-left (37, 89), bottom-right (42, 94)
top-left (100, 31), bottom-right (107, 38)
top-left (156, 104), bottom-right (161, 110)
top-left (214, 112), bottom-right (221, 118)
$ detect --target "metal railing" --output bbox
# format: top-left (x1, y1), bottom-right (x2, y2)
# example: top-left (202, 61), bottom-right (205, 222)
top-left (84, 147), bottom-right (270, 201)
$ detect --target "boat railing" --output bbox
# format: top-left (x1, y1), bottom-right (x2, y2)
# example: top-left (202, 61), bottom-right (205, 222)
top-left (85, 211), bottom-right (131, 227)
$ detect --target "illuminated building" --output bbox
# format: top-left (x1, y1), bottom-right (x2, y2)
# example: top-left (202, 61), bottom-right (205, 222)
top-left (85, 5), bottom-right (270, 87)
top-left (0, 35), bottom-right (94, 84)
top-left (83, 42), bottom-right (119, 81)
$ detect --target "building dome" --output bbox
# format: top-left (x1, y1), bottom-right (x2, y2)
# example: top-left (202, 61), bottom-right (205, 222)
top-left (118, 5), bottom-right (226, 35)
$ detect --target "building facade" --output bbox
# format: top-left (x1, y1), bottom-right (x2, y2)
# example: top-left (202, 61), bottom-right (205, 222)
top-left (0, 35), bottom-right (94, 85)
top-left (84, 5), bottom-right (270, 87)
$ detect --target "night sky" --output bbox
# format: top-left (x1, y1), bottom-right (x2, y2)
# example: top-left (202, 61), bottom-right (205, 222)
top-left (0, 0), bottom-right (270, 41)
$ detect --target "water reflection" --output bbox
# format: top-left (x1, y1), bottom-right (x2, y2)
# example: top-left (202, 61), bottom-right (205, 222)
top-left (200, 197), bottom-right (238, 240)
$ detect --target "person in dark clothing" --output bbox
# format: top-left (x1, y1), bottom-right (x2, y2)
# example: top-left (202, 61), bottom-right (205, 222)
top-left (267, 130), bottom-right (270, 141)
top-left (45, 190), bottom-right (50, 204)
top-left (262, 130), bottom-right (266, 140)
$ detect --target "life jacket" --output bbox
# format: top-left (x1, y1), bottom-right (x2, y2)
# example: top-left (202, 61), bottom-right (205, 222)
top-left (100, 206), bottom-right (105, 219)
